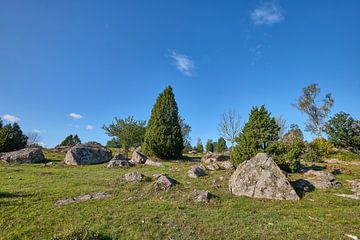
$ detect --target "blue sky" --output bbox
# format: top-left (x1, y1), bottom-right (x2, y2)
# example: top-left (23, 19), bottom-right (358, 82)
top-left (0, 0), bottom-right (359, 147)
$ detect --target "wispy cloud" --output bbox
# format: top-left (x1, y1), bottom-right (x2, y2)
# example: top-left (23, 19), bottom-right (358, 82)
top-left (69, 113), bottom-right (84, 120)
top-left (85, 124), bottom-right (94, 130)
top-left (170, 51), bottom-right (195, 76)
top-left (2, 114), bottom-right (20, 123)
top-left (250, 2), bottom-right (284, 25)
top-left (32, 129), bottom-right (42, 134)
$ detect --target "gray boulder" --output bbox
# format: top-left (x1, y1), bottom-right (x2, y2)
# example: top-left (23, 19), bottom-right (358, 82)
top-left (64, 142), bottom-right (112, 165)
top-left (124, 172), bottom-right (144, 182)
top-left (348, 179), bottom-right (360, 195)
top-left (201, 153), bottom-right (230, 164)
top-left (304, 170), bottom-right (341, 189)
top-left (55, 192), bottom-right (110, 206)
top-left (188, 166), bottom-right (207, 178)
top-left (144, 159), bottom-right (163, 167)
top-left (204, 161), bottom-right (234, 171)
top-left (154, 174), bottom-right (177, 191)
top-left (229, 153), bottom-right (300, 201)
top-left (107, 159), bottom-right (134, 168)
top-left (113, 153), bottom-right (124, 160)
top-left (130, 150), bottom-right (148, 164)
top-left (0, 148), bottom-right (45, 163)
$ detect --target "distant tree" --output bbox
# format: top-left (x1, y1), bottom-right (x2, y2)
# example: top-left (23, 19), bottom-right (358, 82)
top-left (282, 124), bottom-right (304, 144)
top-left (183, 142), bottom-right (193, 153)
top-left (178, 116), bottom-right (191, 149)
top-left (275, 116), bottom-right (287, 139)
top-left (106, 137), bottom-right (122, 148)
top-left (0, 122), bottom-right (28, 152)
top-left (0, 118), bottom-right (2, 128)
top-left (216, 137), bottom-right (227, 153)
top-left (325, 112), bottom-right (360, 152)
top-left (60, 134), bottom-right (81, 147)
top-left (142, 86), bottom-right (184, 159)
top-left (295, 83), bottom-right (334, 137)
top-left (196, 138), bottom-right (204, 153)
top-left (218, 110), bottom-right (241, 148)
top-left (231, 105), bottom-right (279, 165)
top-left (27, 132), bottom-right (42, 147)
top-left (213, 141), bottom-right (218, 152)
top-left (103, 116), bottom-right (146, 159)
top-left (205, 139), bottom-right (214, 152)
top-left (73, 134), bottom-right (81, 145)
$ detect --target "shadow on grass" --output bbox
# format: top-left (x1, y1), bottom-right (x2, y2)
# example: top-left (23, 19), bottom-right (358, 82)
top-left (291, 179), bottom-right (316, 198)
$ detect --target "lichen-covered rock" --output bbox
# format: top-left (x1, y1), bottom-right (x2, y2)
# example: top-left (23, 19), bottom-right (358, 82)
top-left (144, 159), bottom-right (163, 167)
top-left (229, 153), bottom-right (299, 201)
top-left (204, 160), bottom-right (234, 171)
top-left (188, 166), bottom-right (207, 178)
top-left (201, 153), bottom-right (230, 164)
top-left (124, 172), bottom-right (144, 182)
top-left (347, 179), bottom-right (360, 195)
top-left (304, 170), bottom-right (341, 189)
top-left (107, 159), bottom-right (133, 168)
top-left (0, 148), bottom-right (45, 164)
top-left (64, 142), bottom-right (112, 165)
top-left (130, 150), bottom-right (148, 164)
top-left (154, 174), bottom-right (177, 191)
top-left (55, 192), bottom-right (110, 206)
top-left (193, 190), bottom-right (213, 203)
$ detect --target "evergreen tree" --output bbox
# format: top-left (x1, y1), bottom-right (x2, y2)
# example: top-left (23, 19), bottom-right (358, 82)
top-left (195, 138), bottom-right (204, 153)
top-left (0, 122), bottom-right (28, 152)
top-left (205, 139), bottom-right (214, 152)
top-left (59, 134), bottom-right (81, 147)
top-left (216, 137), bottom-right (227, 152)
top-left (142, 86), bottom-right (184, 159)
top-left (231, 105), bottom-right (280, 165)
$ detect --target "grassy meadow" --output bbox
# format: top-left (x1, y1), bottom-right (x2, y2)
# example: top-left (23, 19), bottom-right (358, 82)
top-left (0, 150), bottom-right (360, 239)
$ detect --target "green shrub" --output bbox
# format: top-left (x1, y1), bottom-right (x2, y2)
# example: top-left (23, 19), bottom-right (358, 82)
top-left (231, 105), bottom-right (279, 166)
top-left (266, 140), bottom-right (304, 172)
top-left (302, 138), bottom-right (334, 162)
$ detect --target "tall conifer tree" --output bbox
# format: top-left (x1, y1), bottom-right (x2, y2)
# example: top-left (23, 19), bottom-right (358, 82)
top-left (143, 86), bottom-right (184, 159)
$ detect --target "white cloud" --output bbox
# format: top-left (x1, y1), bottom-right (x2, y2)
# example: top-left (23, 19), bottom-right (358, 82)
top-left (32, 129), bottom-right (42, 134)
top-left (250, 2), bottom-right (284, 25)
top-left (85, 124), bottom-right (94, 130)
top-left (170, 51), bottom-right (195, 76)
top-left (69, 113), bottom-right (84, 119)
top-left (2, 114), bottom-right (20, 123)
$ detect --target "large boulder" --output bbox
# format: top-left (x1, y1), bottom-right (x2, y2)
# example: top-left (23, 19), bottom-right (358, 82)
top-left (64, 142), bottom-right (112, 165)
top-left (304, 170), bottom-right (341, 189)
top-left (229, 153), bottom-right (300, 201)
top-left (130, 150), bottom-right (148, 164)
top-left (0, 148), bottom-right (45, 163)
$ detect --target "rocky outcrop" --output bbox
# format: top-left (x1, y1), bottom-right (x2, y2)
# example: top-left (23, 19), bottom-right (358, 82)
top-left (304, 170), bottom-right (341, 189)
top-left (201, 153), bottom-right (234, 171)
top-left (154, 174), bottom-right (177, 191)
top-left (64, 142), bottom-right (112, 165)
top-left (107, 159), bottom-right (134, 168)
top-left (201, 153), bottom-right (230, 164)
top-left (188, 166), bottom-right (207, 178)
top-left (124, 172), bottom-right (144, 182)
top-left (55, 192), bottom-right (111, 206)
top-left (229, 153), bottom-right (300, 201)
top-left (130, 150), bottom-right (148, 164)
top-left (0, 148), bottom-right (45, 163)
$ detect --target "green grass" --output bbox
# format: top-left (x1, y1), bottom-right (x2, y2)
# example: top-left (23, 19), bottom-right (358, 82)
top-left (329, 150), bottom-right (360, 162)
top-left (1, 150), bottom-right (360, 239)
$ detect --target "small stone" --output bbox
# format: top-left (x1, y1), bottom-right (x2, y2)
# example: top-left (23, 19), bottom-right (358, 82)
top-left (124, 172), bottom-right (144, 182)
top-left (154, 174), bottom-right (177, 191)
top-left (107, 159), bottom-right (133, 168)
top-left (144, 159), bottom-right (163, 167)
top-left (193, 190), bottom-right (213, 203)
top-left (188, 166), bottom-right (207, 178)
